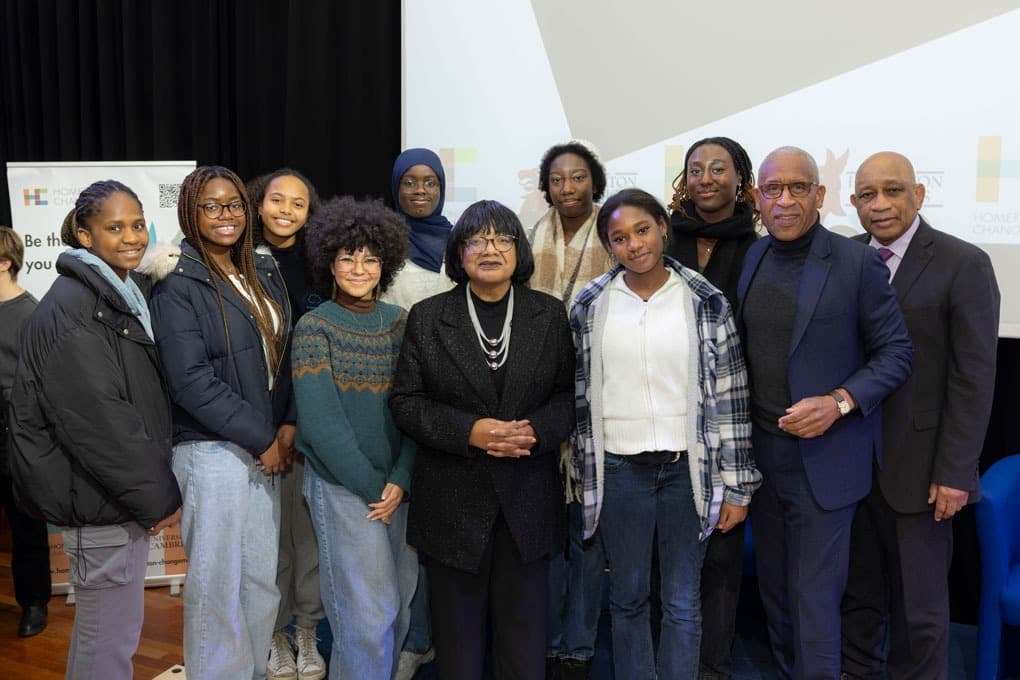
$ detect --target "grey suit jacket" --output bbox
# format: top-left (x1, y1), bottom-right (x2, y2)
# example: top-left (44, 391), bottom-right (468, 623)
top-left (856, 219), bottom-right (1000, 513)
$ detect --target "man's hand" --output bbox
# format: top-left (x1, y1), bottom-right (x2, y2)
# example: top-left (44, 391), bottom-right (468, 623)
top-left (928, 483), bottom-right (968, 522)
top-left (778, 389), bottom-right (854, 439)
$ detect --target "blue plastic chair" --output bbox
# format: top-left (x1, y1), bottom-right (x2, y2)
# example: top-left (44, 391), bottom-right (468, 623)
top-left (976, 454), bottom-right (1020, 679)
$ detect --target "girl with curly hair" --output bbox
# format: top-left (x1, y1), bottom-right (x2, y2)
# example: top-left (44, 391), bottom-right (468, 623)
top-left (292, 196), bottom-right (417, 678)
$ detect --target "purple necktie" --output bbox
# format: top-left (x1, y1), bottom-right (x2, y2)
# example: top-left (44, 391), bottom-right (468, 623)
top-left (877, 247), bottom-right (894, 262)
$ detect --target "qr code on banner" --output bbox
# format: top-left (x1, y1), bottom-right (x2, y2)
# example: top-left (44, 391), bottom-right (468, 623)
top-left (159, 183), bottom-right (181, 209)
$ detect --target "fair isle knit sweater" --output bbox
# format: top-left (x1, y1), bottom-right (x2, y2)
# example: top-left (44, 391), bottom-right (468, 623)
top-left (292, 300), bottom-right (415, 505)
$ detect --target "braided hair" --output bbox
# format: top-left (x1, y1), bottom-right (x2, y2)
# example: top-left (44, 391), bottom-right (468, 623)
top-left (178, 166), bottom-right (285, 377)
top-left (668, 137), bottom-right (758, 222)
top-left (60, 180), bottom-right (142, 248)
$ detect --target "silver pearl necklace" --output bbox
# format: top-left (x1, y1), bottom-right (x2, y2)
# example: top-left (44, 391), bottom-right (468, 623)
top-left (465, 285), bottom-right (513, 371)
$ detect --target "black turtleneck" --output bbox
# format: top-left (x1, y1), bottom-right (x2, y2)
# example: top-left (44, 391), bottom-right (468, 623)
top-left (742, 224), bottom-right (818, 436)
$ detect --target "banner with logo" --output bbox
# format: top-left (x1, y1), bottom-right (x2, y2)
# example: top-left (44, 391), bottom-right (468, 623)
top-left (6, 160), bottom-right (194, 301)
top-left (6, 161), bottom-right (195, 592)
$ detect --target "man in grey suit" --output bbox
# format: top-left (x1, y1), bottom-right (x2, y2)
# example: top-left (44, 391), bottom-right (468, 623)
top-left (841, 152), bottom-right (1001, 680)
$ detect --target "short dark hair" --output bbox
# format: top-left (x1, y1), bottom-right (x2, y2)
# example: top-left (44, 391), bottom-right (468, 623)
top-left (304, 196), bottom-right (409, 296)
top-left (246, 168), bottom-right (321, 246)
top-left (0, 226), bottom-right (25, 280)
top-left (60, 180), bottom-right (142, 248)
top-left (444, 200), bottom-right (535, 285)
top-left (538, 141), bottom-right (607, 206)
top-left (596, 188), bottom-right (670, 251)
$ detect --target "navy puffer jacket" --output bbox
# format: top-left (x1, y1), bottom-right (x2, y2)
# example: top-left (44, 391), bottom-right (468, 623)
top-left (146, 240), bottom-right (294, 456)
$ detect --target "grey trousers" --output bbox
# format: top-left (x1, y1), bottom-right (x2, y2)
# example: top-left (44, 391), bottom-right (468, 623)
top-left (61, 523), bottom-right (150, 680)
top-left (275, 454), bottom-right (325, 630)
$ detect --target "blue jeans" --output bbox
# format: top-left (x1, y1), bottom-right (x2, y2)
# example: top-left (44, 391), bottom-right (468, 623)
top-left (547, 501), bottom-right (605, 661)
top-left (173, 440), bottom-right (281, 680)
top-left (599, 453), bottom-right (707, 680)
top-left (403, 563), bottom-right (431, 653)
top-left (304, 464), bottom-right (418, 679)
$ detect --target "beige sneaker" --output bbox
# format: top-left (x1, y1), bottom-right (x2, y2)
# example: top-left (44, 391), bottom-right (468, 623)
top-left (394, 648), bottom-right (436, 680)
top-left (294, 625), bottom-right (326, 680)
top-left (268, 629), bottom-right (297, 680)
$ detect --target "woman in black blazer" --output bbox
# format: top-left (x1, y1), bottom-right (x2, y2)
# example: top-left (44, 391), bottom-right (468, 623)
top-left (390, 200), bottom-right (575, 680)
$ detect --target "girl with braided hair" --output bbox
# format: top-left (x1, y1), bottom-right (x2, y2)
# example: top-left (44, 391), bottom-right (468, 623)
top-left (144, 165), bottom-right (295, 680)
top-left (9, 180), bottom-right (181, 678)
top-left (665, 137), bottom-right (759, 679)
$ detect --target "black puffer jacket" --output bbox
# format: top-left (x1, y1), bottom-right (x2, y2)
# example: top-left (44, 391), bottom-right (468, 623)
top-left (146, 240), bottom-right (294, 456)
top-left (8, 254), bottom-right (181, 528)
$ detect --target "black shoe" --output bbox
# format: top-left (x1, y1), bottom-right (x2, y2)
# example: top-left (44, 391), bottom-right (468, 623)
top-left (18, 604), bottom-right (47, 637)
top-left (558, 658), bottom-right (591, 680)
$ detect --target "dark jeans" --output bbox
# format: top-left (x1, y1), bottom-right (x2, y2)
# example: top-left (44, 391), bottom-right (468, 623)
top-left (0, 472), bottom-right (52, 609)
top-left (600, 452), bottom-right (707, 680)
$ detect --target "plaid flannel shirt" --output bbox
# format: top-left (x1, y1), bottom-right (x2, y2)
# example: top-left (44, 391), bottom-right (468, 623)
top-left (569, 257), bottom-right (760, 540)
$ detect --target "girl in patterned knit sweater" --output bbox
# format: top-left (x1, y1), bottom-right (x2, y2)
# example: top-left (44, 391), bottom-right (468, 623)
top-left (291, 196), bottom-right (417, 679)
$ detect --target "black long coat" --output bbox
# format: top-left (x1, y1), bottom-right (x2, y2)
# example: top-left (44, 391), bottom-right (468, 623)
top-left (389, 282), bottom-right (574, 573)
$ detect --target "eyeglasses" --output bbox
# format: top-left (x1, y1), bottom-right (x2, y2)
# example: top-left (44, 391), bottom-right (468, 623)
top-left (334, 255), bottom-right (383, 273)
top-left (200, 201), bottom-right (247, 219)
top-left (464, 235), bottom-right (516, 254)
top-left (401, 177), bottom-right (439, 190)
top-left (759, 182), bottom-right (818, 199)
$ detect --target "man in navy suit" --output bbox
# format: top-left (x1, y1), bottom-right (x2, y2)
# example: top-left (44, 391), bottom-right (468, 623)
top-left (737, 146), bottom-right (913, 680)
top-left (841, 152), bottom-right (1000, 680)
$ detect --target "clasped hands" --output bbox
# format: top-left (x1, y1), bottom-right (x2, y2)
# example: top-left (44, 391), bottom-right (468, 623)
top-left (470, 418), bottom-right (537, 458)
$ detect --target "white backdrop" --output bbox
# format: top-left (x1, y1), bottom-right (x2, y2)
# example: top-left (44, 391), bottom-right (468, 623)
top-left (403, 2), bottom-right (1020, 335)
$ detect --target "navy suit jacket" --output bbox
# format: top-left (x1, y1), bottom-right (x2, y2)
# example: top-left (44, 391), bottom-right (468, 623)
top-left (854, 220), bottom-right (999, 513)
top-left (737, 224), bottom-right (913, 510)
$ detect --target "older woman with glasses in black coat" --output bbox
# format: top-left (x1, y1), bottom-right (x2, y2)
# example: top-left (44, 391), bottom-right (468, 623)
top-left (390, 200), bottom-right (575, 680)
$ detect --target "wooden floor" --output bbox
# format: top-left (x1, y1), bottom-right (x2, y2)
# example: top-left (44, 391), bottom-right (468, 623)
top-left (0, 519), bottom-right (185, 679)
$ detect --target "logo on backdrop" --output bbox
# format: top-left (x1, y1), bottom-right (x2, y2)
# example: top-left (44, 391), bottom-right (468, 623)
top-left (438, 147), bottom-right (478, 204)
top-left (23, 188), bottom-right (48, 206)
top-left (819, 149), bottom-right (849, 221)
top-left (973, 136), bottom-right (1020, 237)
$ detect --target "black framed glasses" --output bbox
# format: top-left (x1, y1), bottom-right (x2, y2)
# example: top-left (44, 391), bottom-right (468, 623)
top-left (200, 201), bottom-right (247, 219)
top-left (464, 235), bottom-right (516, 254)
top-left (759, 182), bottom-right (818, 199)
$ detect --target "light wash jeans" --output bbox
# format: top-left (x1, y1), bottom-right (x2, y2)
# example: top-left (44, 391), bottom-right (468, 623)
top-left (173, 440), bottom-right (281, 680)
top-left (599, 453), bottom-right (708, 680)
top-left (304, 464), bottom-right (418, 680)
top-left (62, 523), bottom-right (150, 680)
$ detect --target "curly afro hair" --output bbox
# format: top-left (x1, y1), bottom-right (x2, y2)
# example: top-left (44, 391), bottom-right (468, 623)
top-left (304, 196), bottom-right (409, 297)
top-left (538, 141), bottom-right (607, 206)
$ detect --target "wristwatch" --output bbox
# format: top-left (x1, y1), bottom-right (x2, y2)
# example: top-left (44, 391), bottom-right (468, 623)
top-left (830, 390), bottom-right (852, 417)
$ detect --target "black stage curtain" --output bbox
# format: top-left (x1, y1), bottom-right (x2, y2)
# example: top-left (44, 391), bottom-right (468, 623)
top-left (0, 0), bottom-right (400, 226)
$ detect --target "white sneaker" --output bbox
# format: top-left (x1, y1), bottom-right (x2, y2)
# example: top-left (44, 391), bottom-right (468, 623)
top-left (268, 630), bottom-right (298, 680)
top-left (294, 625), bottom-right (326, 680)
top-left (394, 648), bottom-right (436, 680)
